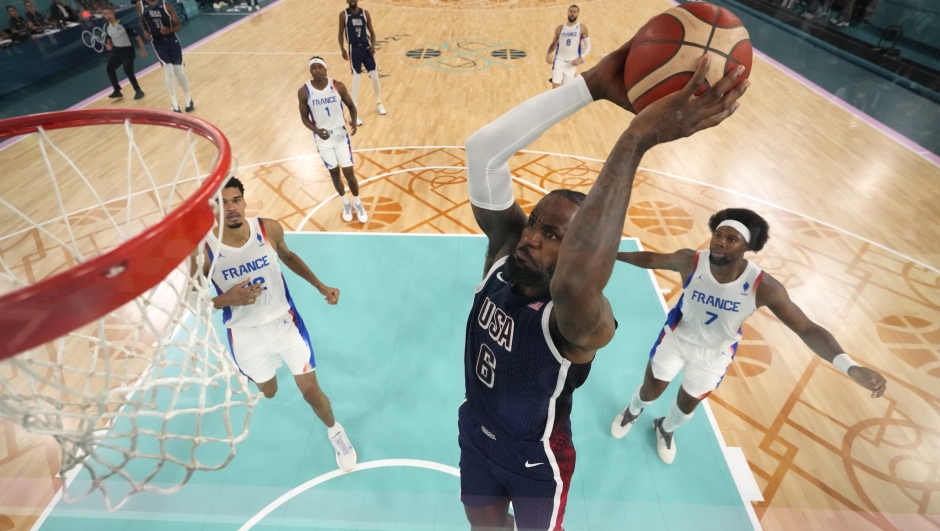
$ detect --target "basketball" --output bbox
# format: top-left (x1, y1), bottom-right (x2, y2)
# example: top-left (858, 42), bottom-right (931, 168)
top-left (624, 2), bottom-right (752, 113)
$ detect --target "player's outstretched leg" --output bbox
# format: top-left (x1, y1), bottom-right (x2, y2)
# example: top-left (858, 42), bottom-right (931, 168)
top-left (341, 166), bottom-right (368, 223)
top-left (653, 387), bottom-right (700, 465)
top-left (611, 361), bottom-right (668, 438)
top-left (295, 371), bottom-right (357, 471)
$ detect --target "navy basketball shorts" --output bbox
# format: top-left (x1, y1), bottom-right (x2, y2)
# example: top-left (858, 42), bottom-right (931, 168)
top-left (459, 420), bottom-right (576, 531)
top-left (152, 38), bottom-right (183, 65)
top-left (349, 44), bottom-right (376, 74)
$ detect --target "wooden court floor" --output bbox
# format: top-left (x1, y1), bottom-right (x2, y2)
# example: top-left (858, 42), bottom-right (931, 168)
top-left (1, 0), bottom-right (939, 530)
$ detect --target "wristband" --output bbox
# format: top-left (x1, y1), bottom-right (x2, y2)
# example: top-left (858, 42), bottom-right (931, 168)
top-left (832, 353), bottom-right (858, 375)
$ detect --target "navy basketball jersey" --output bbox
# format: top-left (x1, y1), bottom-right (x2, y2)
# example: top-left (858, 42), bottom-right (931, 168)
top-left (460, 256), bottom-right (591, 444)
top-left (140, 0), bottom-right (174, 41)
top-left (344, 8), bottom-right (369, 47)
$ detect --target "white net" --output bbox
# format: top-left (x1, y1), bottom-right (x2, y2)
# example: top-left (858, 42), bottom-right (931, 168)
top-left (0, 116), bottom-right (259, 510)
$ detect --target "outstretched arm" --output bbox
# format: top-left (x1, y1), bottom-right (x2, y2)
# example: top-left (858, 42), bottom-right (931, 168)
top-left (550, 54), bottom-right (748, 361)
top-left (465, 49), bottom-right (598, 274)
top-left (263, 218), bottom-right (339, 305)
top-left (758, 274), bottom-right (886, 397)
top-left (617, 248), bottom-right (695, 276)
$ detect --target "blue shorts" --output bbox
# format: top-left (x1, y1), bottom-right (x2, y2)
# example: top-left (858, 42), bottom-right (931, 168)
top-left (152, 38), bottom-right (183, 65)
top-left (458, 414), bottom-right (575, 531)
top-left (349, 44), bottom-right (376, 74)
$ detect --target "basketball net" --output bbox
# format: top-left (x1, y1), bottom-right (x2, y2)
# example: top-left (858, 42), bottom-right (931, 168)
top-left (0, 113), bottom-right (259, 511)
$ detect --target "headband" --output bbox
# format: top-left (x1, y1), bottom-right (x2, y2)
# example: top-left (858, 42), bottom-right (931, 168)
top-left (717, 220), bottom-right (751, 243)
top-left (308, 57), bottom-right (327, 68)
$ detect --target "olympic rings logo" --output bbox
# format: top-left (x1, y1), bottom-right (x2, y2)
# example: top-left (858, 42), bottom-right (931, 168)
top-left (82, 25), bottom-right (107, 53)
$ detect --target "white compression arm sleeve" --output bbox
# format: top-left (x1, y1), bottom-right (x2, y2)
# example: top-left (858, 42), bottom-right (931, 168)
top-left (581, 37), bottom-right (591, 58)
top-left (465, 76), bottom-right (595, 210)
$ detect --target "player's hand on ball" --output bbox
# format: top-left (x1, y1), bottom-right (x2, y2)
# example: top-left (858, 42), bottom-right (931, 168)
top-left (848, 366), bottom-right (887, 398)
top-left (320, 286), bottom-right (340, 305)
top-left (581, 38), bottom-right (636, 113)
top-left (626, 54), bottom-right (748, 151)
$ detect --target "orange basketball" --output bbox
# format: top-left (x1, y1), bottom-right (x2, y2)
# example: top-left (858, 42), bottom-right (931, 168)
top-left (624, 2), bottom-right (751, 113)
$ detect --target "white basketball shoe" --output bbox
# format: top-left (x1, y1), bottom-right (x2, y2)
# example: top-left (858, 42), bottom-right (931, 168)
top-left (342, 202), bottom-right (353, 222)
top-left (329, 423), bottom-right (357, 472)
top-left (376, 103), bottom-right (387, 115)
top-left (611, 407), bottom-right (642, 439)
top-left (653, 417), bottom-right (676, 464)
top-left (355, 202), bottom-right (368, 223)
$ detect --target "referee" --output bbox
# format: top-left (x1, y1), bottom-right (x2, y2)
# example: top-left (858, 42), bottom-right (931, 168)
top-left (103, 8), bottom-right (146, 100)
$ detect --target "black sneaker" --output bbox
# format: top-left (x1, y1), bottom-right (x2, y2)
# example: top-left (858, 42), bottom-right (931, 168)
top-left (108, 91), bottom-right (123, 98)
top-left (611, 407), bottom-right (643, 439)
top-left (185, 100), bottom-right (195, 112)
top-left (653, 417), bottom-right (676, 464)
top-left (134, 90), bottom-right (145, 100)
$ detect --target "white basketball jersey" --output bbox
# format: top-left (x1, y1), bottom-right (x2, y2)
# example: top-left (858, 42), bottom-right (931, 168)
top-left (669, 250), bottom-right (764, 351)
top-left (206, 218), bottom-right (290, 328)
top-left (305, 79), bottom-right (345, 132)
top-left (555, 23), bottom-right (582, 61)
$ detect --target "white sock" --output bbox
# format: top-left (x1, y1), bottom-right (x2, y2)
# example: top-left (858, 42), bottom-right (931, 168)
top-left (628, 385), bottom-right (654, 416)
top-left (341, 195), bottom-right (350, 206)
top-left (661, 400), bottom-right (694, 433)
top-left (172, 64), bottom-right (190, 103)
top-left (327, 422), bottom-right (342, 437)
top-left (163, 64), bottom-right (178, 108)
top-left (369, 69), bottom-right (381, 102)
top-left (353, 195), bottom-right (362, 206)
top-left (350, 72), bottom-right (361, 105)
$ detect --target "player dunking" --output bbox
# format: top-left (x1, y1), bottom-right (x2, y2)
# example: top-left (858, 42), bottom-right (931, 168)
top-left (545, 5), bottom-right (590, 88)
top-left (298, 57), bottom-right (368, 224)
top-left (610, 208), bottom-right (887, 464)
top-left (460, 42), bottom-right (747, 530)
top-left (138, 0), bottom-right (193, 112)
top-left (338, 0), bottom-right (385, 126)
top-left (197, 177), bottom-right (358, 471)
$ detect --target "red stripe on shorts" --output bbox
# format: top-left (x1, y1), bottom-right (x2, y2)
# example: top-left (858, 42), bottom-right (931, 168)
top-left (549, 423), bottom-right (576, 531)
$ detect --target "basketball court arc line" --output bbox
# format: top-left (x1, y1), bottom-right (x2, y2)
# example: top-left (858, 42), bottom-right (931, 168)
top-left (636, 238), bottom-right (764, 531)
top-left (293, 165), bottom-right (552, 230)
top-left (237, 459), bottom-right (460, 531)
top-left (512, 148), bottom-right (940, 275)
top-left (187, 51), bottom-right (341, 55)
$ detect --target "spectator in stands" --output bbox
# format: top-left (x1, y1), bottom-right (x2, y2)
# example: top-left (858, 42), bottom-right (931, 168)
top-left (24, 0), bottom-right (49, 29)
top-left (7, 6), bottom-right (30, 41)
top-left (47, 0), bottom-right (79, 23)
top-left (830, 0), bottom-right (856, 26)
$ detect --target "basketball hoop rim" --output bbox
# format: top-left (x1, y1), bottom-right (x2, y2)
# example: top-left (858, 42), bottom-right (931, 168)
top-left (0, 109), bottom-right (231, 361)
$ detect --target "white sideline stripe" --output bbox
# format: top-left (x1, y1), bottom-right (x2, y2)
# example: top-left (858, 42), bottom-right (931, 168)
top-left (724, 446), bottom-right (765, 502)
top-left (237, 459), bottom-right (459, 531)
top-left (636, 239), bottom-right (764, 531)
